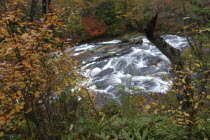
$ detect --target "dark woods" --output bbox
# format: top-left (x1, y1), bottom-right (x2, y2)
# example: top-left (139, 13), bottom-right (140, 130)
top-left (29, 0), bottom-right (52, 21)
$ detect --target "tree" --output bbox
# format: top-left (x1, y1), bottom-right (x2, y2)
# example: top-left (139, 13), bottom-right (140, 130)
top-left (30, 0), bottom-right (39, 21)
top-left (42, 0), bottom-right (47, 14)
top-left (144, 12), bottom-right (209, 138)
top-left (82, 15), bottom-right (109, 37)
top-left (0, 0), bottom-right (90, 138)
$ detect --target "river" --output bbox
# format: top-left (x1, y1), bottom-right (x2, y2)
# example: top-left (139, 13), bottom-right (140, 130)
top-left (70, 35), bottom-right (189, 105)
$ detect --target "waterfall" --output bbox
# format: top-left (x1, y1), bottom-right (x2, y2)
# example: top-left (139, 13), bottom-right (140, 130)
top-left (71, 35), bottom-right (189, 101)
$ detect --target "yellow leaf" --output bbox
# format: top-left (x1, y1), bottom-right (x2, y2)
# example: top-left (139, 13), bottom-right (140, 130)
top-left (34, 91), bottom-right (40, 98)
top-left (22, 61), bottom-right (31, 68)
top-left (21, 102), bottom-right (25, 106)
top-left (12, 127), bottom-right (17, 131)
top-left (0, 131), bottom-right (4, 137)
top-left (5, 114), bottom-right (11, 119)
top-left (154, 110), bottom-right (158, 114)
top-left (20, 83), bottom-right (26, 88)
top-left (0, 120), bottom-right (5, 125)
top-left (17, 91), bottom-right (22, 96)
top-left (18, 121), bottom-right (23, 126)
top-left (183, 25), bottom-right (189, 30)
top-left (195, 63), bottom-right (201, 67)
top-left (161, 105), bottom-right (165, 109)
top-left (182, 78), bottom-right (186, 83)
top-left (16, 108), bottom-right (20, 113)
top-left (194, 102), bottom-right (199, 109)
top-left (15, 72), bottom-right (22, 77)
top-left (0, 21), bottom-right (4, 25)
top-left (10, 109), bottom-right (16, 115)
top-left (57, 21), bottom-right (64, 26)
top-left (56, 90), bottom-right (62, 95)
top-left (183, 112), bottom-right (190, 117)
top-left (21, 33), bottom-right (29, 39)
top-left (145, 104), bottom-right (150, 109)
top-left (6, 119), bottom-right (11, 124)
top-left (0, 94), bottom-right (6, 99)
top-left (46, 23), bottom-right (52, 26)
top-left (178, 118), bottom-right (184, 122)
top-left (14, 103), bottom-right (23, 112)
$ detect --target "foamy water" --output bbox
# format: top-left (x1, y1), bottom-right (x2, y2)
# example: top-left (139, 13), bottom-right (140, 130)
top-left (72, 35), bottom-right (189, 99)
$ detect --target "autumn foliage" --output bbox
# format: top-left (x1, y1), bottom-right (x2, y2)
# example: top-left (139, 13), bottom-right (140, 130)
top-left (0, 0), bottom-right (209, 139)
top-left (0, 0), bottom-right (89, 138)
top-left (82, 15), bottom-right (108, 37)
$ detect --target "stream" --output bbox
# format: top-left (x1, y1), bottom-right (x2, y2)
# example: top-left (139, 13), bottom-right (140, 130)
top-left (70, 35), bottom-right (189, 105)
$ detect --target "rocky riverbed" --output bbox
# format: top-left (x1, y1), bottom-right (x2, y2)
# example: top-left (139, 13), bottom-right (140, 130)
top-left (68, 35), bottom-right (189, 106)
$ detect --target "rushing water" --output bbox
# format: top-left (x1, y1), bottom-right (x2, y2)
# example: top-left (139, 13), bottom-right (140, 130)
top-left (71, 35), bottom-right (189, 102)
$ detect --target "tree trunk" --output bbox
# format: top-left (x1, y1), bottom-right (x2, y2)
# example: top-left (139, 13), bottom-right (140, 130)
top-left (144, 13), bottom-right (192, 110)
top-left (48, 0), bottom-right (52, 13)
top-left (30, 0), bottom-right (38, 21)
top-left (144, 13), bottom-right (184, 67)
top-left (42, 0), bottom-right (47, 15)
top-left (181, 0), bottom-right (187, 17)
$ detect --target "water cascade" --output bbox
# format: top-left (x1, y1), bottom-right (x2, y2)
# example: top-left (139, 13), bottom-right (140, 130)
top-left (71, 35), bottom-right (189, 103)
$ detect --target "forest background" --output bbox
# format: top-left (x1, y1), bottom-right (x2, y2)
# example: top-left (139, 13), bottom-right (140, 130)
top-left (0, 0), bottom-right (210, 139)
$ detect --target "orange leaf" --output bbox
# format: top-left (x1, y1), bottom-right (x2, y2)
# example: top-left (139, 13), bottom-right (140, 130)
top-left (57, 21), bottom-right (64, 26)
top-left (0, 131), bottom-right (4, 137)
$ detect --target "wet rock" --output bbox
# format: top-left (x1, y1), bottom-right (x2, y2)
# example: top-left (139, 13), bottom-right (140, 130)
top-left (138, 44), bottom-right (151, 50)
top-left (86, 57), bottom-right (98, 62)
top-left (142, 80), bottom-right (157, 90)
top-left (93, 80), bottom-right (109, 89)
top-left (136, 54), bottom-right (146, 61)
top-left (158, 62), bottom-right (171, 71)
top-left (123, 66), bottom-right (142, 75)
top-left (139, 66), bottom-right (161, 75)
top-left (116, 48), bottom-right (133, 56)
top-left (86, 61), bottom-right (108, 69)
top-left (144, 56), bottom-right (162, 65)
top-left (95, 68), bottom-right (114, 77)
top-left (94, 61), bottom-right (108, 69)
top-left (115, 60), bottom-right (128, 71)
top-left (78, 35), bottom-right (189, 101)
top-left (132, 37), bottom-right (143, 44)
top-left (121, 37), bottom-right (130, 43)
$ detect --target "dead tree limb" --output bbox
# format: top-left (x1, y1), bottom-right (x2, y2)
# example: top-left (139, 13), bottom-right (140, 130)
top-left (144, 13), bottom-right (184, 68)
top-left (144, 13), bottom-right (192, 110)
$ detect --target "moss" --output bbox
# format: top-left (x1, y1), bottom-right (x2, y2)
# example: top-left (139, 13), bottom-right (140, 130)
top-left (130, 37), bottom-right (143, 44)
top-left (121, 36), bottom-right (130, 43)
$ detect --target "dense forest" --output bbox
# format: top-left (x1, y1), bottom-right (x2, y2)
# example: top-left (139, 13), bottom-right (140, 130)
top-left (0, 0), bottom-right (210, 139)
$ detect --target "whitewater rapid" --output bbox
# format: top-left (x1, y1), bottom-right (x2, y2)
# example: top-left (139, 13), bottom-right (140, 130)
top-left (71, 35), bottom-right (189, 100)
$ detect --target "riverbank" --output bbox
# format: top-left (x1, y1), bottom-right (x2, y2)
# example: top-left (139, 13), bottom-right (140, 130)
top-left (71, 35), bottom-right (189, 108)
top-left (79, 30), bottom-right (185, 45)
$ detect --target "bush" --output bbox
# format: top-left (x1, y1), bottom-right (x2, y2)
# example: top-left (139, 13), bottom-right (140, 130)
top-left (0, 1), bottom-right (92, 139)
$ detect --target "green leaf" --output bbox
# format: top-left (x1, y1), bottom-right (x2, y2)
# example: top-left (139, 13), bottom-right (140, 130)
top-left (142, 117), bottom-right (152, 122)
top-left (142, 130), bottom-right (148, 140)
top-left (121, 129), bottom-right (130, 139)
